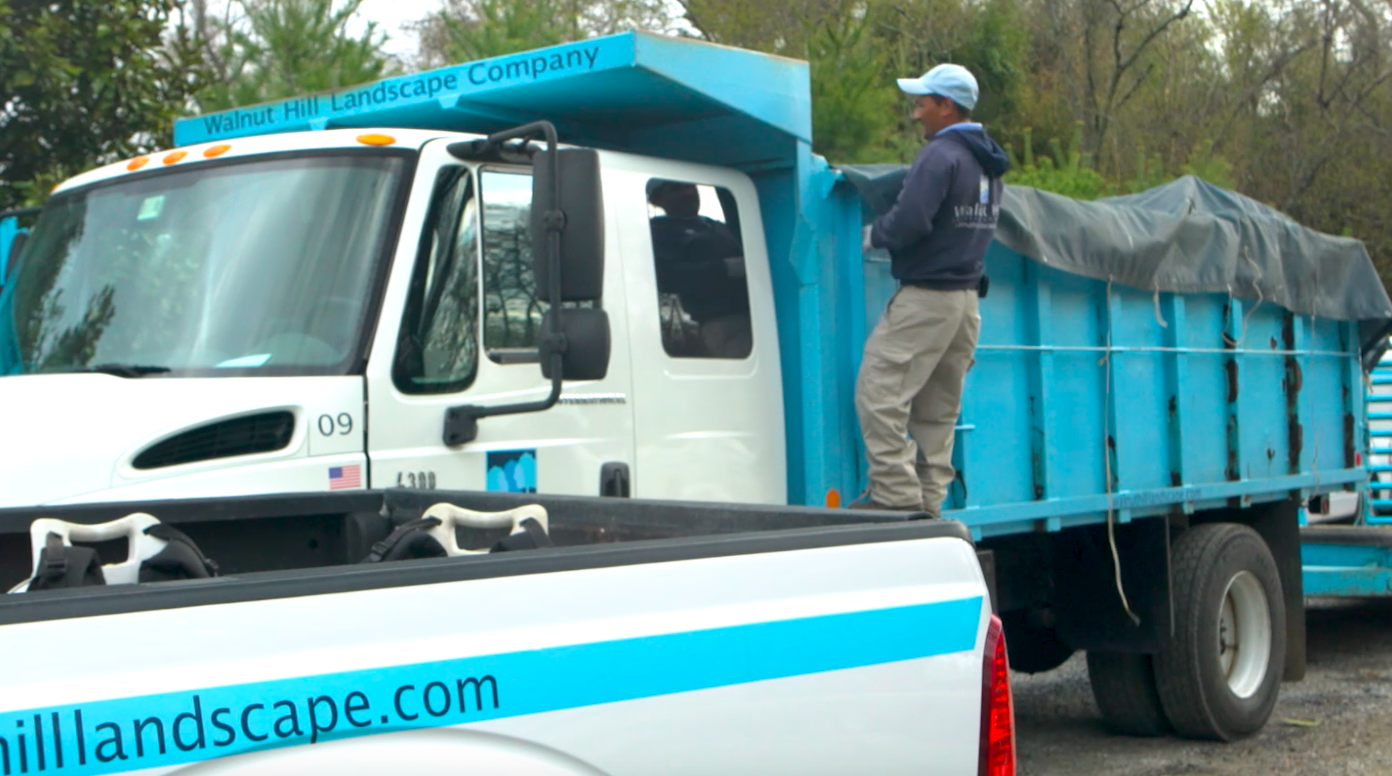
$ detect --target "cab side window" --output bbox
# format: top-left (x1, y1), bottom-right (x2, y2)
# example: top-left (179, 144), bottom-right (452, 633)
top-left (645, 179), bottom-right (752, 359)
top-left (480, 169), bottom-right (547, 363)
top-left (393, 167), bottom-right (479, 394)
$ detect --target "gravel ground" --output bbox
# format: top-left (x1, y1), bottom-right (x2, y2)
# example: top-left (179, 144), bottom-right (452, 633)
top-left (1014, 598), bottom-right (1392, 775)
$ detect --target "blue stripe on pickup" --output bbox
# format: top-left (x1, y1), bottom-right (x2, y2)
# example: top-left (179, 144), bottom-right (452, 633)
top-left (0, 597), bottom-right (982, 775)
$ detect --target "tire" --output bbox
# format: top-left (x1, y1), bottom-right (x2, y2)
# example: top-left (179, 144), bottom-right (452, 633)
top-left (1153, 523), bottom-right (1286, 741)
top-left (1002, 610), bottom-right (1075, 674)
top-left (1087, 651), bottom-right (1170, 736)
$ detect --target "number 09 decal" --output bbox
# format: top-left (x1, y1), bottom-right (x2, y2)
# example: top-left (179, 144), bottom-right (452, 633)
top-left (317, 413), bottom-right (354, 437)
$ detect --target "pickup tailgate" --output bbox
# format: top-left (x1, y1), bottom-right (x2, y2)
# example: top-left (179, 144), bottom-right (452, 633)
top-left (0, 521), bottom-right (988, 775)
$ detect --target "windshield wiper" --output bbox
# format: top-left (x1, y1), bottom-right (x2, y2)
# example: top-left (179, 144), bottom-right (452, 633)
top-left (63, 364), bottom-right (172, 378)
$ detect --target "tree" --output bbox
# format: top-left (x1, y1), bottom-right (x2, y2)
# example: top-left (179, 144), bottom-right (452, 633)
top-left (413, 0), bottom-right (672, 68)
top-left (807, 1), bottom-right (900, 162)
top-left (675, 0), bottom-right (892, 161)
top-left (0, 0), bottom-right (203, 209)
top-left (1005, 125), bottom-right (1114, 199)
top-left (1246, 0), bottom-right (1392, 278)
top-left (676, 0), bottom-right (1032, 162)
top-left (194, 0), bottom-right (393, 112)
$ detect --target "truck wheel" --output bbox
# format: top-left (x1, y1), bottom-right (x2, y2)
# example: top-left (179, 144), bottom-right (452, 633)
top-left (1153, 523), bottom-right (1285, 741)
top-left (1086, 651), bottom-right (1170, 736)
top-left (1002, 610), bottom-right (1075, 673)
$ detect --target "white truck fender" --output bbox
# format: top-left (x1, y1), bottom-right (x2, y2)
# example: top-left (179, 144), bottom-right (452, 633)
top-left (170, 728), bottom-right (610, 776)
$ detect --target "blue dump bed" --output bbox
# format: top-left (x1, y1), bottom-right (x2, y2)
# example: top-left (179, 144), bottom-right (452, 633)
top-left (888, 243), bottom-right (1365, 538)
top-left (177, 32), bottom-right (1383, 540)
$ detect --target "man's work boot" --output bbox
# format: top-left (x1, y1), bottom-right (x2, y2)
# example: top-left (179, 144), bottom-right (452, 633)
top-left (846, 493), bottom-right (930, 515)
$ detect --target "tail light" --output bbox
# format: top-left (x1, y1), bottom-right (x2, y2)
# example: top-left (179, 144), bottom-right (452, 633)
top-left (979, 614), bottom-right (1015, 776)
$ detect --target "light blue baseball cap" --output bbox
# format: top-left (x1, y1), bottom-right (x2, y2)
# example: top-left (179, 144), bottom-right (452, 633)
top-left (896, 64), bottom-right (979, 110)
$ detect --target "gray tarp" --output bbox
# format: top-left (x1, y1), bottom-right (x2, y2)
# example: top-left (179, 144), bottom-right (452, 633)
top-left (838, 167), bottom-right (1392, 365)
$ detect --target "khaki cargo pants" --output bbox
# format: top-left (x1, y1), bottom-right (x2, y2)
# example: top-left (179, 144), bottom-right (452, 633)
top-left (855, 286), bottom-right (980, 515)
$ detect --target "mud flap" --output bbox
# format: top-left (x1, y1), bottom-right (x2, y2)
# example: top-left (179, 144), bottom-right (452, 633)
top-left (1052, 516), bottom-right (1170, 653)
top-left (1245, 499), bottom-right (1306, 681)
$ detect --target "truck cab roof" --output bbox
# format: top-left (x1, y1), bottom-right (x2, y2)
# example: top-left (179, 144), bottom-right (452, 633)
top-left (55, 128), bottom-right (454, 195)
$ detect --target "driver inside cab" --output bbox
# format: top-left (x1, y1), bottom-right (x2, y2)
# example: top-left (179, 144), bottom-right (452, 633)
top-left (646, 180), bottom-right (751, 359)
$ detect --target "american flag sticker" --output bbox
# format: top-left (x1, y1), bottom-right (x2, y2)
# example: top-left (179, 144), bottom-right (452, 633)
top-left (328, 464), bottom-right (362, 490)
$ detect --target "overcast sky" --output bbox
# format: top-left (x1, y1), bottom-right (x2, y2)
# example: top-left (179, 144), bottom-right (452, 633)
top-left (346, 0), bottom-right (687, 61)
top-left (211, 1), bottom-right (687, 64)
top-left (350, 0), bottom-right (440, 58)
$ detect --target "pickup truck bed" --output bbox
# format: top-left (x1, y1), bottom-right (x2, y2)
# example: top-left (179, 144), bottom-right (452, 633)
top-left (0, 490), bottom-right (995, 775)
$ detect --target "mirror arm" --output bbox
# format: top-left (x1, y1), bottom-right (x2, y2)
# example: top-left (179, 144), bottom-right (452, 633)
top-left (442, 121), bottom-right (567, 447)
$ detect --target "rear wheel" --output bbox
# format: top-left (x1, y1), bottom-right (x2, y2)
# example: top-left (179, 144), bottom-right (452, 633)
top-left (1153, 523), bottom-right (1285, 741)
top-left (1087, 651), bottom-right (1170, 736)
top-left (1002, 610), bottom-right (1075, 674)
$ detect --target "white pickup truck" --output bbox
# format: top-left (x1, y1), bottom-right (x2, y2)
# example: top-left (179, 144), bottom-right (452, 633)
top-left (0, 489), bottom-right (1011, 774)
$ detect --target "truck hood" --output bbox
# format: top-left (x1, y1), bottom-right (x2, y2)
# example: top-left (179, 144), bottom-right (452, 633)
top-left (0, 374), bottom-right (359, 507)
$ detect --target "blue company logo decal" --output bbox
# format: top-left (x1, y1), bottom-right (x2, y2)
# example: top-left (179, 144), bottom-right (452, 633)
top-left (486, 450), bottom-right (537, 493)
top-left (0, 599), bottom-right (981, 775)
top-left (184, 40), bottom-right (611, 142)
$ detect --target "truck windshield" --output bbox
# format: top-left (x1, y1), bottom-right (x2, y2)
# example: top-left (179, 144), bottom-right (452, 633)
top-left (0, 152), bottom-right (407, 377)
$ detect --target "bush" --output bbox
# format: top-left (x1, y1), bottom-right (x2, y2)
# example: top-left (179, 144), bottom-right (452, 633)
top-left (1004, 124), bottom-right (1112, 200)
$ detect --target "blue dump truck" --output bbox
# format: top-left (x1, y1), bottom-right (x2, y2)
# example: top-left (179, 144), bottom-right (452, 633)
top-left (4, 31), bottom-right (1392, 748)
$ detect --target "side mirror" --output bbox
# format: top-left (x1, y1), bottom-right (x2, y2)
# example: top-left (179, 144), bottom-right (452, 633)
top-left (439, 123), bottom-right (606, 447)
top-left (532, 148), bottom-right (604, 302)
top-left (540, 308), bottom-right (611, 381)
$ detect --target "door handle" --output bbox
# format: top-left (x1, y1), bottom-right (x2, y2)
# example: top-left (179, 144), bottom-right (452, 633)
top-left (600, 462), bottom-right (630, 498)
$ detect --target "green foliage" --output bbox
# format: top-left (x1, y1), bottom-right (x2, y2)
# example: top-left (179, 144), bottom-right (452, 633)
top-left (675, 0), bottom-right (813, 53)
top-left (419, 0), bottom-right (576, 63)
top-left (1124, 148), bottom-right (1169, 194)
top-left (807, 1), bottom-right (899, 163)
top-left (1002, 128), bottom-right (1238, 202)
top-left (197, 0), bottom-right (393, 111)
top-left (1004, 126), bottom-right (1112, 200)
top-left (0, 0), bottom-right (201, 210)
top-left (942, 0), bottom-right (1028, 126)
top-left (414, 0), bottom-right (671, 67)
top-left (1179, 141), bottom-right (1235, 190)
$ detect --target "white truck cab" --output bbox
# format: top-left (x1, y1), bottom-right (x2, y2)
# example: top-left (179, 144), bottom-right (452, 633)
top-left (0, 126), bottom-right (785, 508)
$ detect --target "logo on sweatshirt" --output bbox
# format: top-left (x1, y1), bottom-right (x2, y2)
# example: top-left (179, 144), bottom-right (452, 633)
top-left (955, 176), bottom-right (1000, 230)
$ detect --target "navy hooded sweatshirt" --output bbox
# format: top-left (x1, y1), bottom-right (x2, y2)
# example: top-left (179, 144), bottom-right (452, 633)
top-left (870, 124), bottom-right (1011, 290)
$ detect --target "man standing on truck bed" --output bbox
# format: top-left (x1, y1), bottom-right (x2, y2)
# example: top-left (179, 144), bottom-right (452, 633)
top-left (854, 64), bottom-right (1010, 515)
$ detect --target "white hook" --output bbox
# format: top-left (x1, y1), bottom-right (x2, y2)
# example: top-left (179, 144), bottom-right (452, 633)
top-left (419, 503), bottom-right (550, 556)
top-left (10, 513), bottom-right (168, 593)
